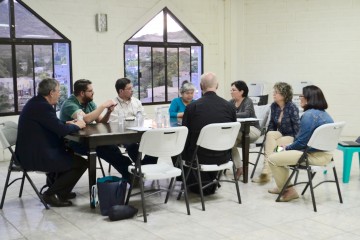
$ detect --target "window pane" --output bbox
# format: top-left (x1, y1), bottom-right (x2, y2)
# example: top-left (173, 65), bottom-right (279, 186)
top-left (167, 14), bottom-right (196, 43)
top-left (179, 47), bottom-right (191, 96)
top-left (0, 45), bottom-right (15, 113)
top-left (152, 48), bottom-right (165, 102)
top-left (167, 48), bottom-right (178, 101)
top-left (34, 45), bottom-right (53, 80)
top-left (139, 47), bottom-right (152, 103)
top-left (128, 11), bottom-right (163, 42)
top-left (124, 44), bottom-right (139, 98)
top-left (54, 43), bottom-right (71, 110)
top-left (0, 0), bottom-right (10, 38)
top-left (191, 46), bottom-right (202, 99)
top-left (16, 45), bottom-right (34, 112)
top-left (14, 0), bottom-right (62, 39)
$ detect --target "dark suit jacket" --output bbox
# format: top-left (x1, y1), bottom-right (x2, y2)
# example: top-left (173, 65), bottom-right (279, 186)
top-left (182, 91), bottom-right (236, 165)
top-left (15, 95), bottom-right (80, 172)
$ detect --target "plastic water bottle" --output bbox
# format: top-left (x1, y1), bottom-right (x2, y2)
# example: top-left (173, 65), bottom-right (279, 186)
top-left (155, 110), bottom-right (162, 127)
top-left (118, 111), bottom-right (124, 127)
top-left (136, 111), bottom-right (143, 127)
top-left (163, 111), bottom-right (170, 127)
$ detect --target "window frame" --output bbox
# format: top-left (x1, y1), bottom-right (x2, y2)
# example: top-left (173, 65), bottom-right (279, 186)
top-left (123, 7), bottom-right (203, 105)
top-left (0, 0), bottom-right (72, 116)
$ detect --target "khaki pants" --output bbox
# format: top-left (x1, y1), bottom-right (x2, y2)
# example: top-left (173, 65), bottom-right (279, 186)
top-left (262, 131), bottom-right (294, 174)
top-left (232, 126), bottom-right (261, 168)
top-left (268, 150), bottom-right (333, 189)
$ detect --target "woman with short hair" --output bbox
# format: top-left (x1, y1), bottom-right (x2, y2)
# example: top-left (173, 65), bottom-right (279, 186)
top-left (268, 85), bottom-right (333, 201)
top-left (169, 80), bottom-right (196, 118)
top-left (252, 82), bottom-right (300, 183)
top-left (229, 80), bottom-right (261, 180)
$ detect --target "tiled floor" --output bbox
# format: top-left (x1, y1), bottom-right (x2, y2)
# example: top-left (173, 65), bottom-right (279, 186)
top-left (1, 149), bottom-right (360, 240)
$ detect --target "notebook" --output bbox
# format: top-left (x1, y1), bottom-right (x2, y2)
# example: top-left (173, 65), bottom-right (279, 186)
top-left (339, 141), bottom-right (360, 147)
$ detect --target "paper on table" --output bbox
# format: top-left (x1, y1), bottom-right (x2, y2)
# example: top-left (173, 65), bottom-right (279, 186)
top-left (236, 118), bottom-right (260, 122)
top-left (126, 126), bottom-right (152, 131)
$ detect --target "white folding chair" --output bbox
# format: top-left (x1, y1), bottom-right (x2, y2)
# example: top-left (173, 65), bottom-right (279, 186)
top-left (276, 122), bottom-right (345, 212)
top-left (181, 122), bottom-right (241, 211)
top-left (0, 121), bottom-right (49, 209)
top-left (249, 104), bottom-right (271, 178)
top-left (125, 126), bottom-right (190, 222)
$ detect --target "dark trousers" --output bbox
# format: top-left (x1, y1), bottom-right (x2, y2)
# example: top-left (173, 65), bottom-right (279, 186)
top-left (69, 142), bottom-right (133, 180)
top-left (126, 143), bottom-right (158, 165)
top-left (45, 155), bottom-right (87, 196)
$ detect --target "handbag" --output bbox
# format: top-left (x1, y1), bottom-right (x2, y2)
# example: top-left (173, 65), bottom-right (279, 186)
top-left (97, 176), bottom-right (127, 216)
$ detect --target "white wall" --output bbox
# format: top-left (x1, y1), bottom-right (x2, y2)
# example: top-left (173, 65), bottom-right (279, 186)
top-left (240, 0), bottom-right (360, 136)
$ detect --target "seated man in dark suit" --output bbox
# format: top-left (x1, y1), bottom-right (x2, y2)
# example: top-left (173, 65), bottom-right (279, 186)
top-left (182, 72), bottom-right (237, 194)
top-left (15, 78), bottom-right (87, 207)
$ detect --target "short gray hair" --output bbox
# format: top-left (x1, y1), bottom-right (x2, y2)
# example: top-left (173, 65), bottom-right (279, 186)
top-left (37, 78), bottom-right (59, 96)
top-left (180, 81), bottom-right (196, 94)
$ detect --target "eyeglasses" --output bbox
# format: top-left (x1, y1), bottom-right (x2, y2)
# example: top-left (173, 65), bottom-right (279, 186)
top-left (230, 89), bottom-right (239, 92)
top-left (299, 95), bottom-right (304, 98)
top-left (124, 88), bottom-right (133, 91)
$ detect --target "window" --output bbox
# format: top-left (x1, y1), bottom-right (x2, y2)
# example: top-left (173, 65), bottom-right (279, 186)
top-left (124, 7), bottom-right (203, 104)
top-left (0, 0), bottom-right (72, 115)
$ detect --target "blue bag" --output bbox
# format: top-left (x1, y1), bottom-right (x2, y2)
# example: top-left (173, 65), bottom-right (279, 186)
top-left (97, 176), bottom-right (127, 216)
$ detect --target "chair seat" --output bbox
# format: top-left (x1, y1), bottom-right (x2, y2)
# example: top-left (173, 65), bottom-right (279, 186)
top-left (128, 163), bottom-right (181, 180)
top-left (199, 161), bottom-right (233, 172)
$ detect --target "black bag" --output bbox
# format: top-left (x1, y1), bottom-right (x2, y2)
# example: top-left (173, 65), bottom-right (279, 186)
top-left (356, 136), bottom-right (360, 143)
top-left (97, 176), bottom-right (127, 216)
top-left (108, 205), bottom-right (138, 221)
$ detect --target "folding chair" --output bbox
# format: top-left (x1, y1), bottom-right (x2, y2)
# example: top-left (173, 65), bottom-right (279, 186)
top-left (249, 104), bottom-right (271, 178)
top-left (125, 126), bottom-right (190, 222)
top-left (276, 122), bottom-right (345, 212)
top-left (181, 122), bottom-right (241, 211)
top-left (0, 121), bottom-right (49, 209)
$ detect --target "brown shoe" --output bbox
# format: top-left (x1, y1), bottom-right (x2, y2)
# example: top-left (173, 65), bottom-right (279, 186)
top-left (268, 188), bottom-right (280, 194)
top-left (279, 191), bottom-right (299, 202)
top-left (252, 173), bottom-right (271, 183)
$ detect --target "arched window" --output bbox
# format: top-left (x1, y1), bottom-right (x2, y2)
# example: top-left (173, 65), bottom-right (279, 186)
top-left (124, 7), bottom-right (203, 104)
top-left (0, 0), bottom-right (72, 115)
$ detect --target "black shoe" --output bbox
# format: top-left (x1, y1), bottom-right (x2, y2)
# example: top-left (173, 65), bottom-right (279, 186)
top-left (43, 194), bottom-right (72, 207)
top-left (59, 192), bottom-right (76, 200)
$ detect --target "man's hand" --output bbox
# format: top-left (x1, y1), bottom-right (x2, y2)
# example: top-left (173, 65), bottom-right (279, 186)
top-left (67, 119), bottom-right (86, 129)
top-left (101, 99), bottom-right (117, 109)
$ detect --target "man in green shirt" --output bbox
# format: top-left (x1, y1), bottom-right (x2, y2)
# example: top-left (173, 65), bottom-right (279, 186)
top-left (60, 79), bottom-right (132, 180)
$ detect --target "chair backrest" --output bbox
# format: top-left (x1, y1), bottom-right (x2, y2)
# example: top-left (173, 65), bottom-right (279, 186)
top-left (254, 104), bottom-right (271, 132)
top-left (0, 121), bottom-right (18, 149)
top-left (307, 122), bottom-right (345, 151)
top-left (248, 83), bottom-right (264, 97)
top-left (139, 126), bottom-right (188, 158)
top-left (196, 122), bottom-right (240, 151)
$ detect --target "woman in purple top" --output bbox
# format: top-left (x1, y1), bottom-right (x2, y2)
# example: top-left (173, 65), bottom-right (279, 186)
top-left (169, 81), bottom-right (196, 118)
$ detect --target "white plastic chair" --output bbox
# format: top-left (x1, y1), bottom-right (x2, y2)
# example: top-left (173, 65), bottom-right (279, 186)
top-left (181, 122), bottom-right (241, 211)
top-left (249, 104), bottom-right (271, 178)
top-left (125, 126), bottom-right (190, 222)
top-left (276, 122), bottom-right (345, 212)
top-left (0, 121), bottom-right (49, 209)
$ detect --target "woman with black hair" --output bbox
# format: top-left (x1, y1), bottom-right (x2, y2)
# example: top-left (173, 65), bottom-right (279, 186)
top-left (229, 80), bottom-right (261, 180)
top-left (268, 85), bottom-right (334, 202)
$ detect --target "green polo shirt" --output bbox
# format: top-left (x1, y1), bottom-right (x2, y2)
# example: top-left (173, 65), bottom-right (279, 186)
top-left (60, 94), bottom-right (97, 122)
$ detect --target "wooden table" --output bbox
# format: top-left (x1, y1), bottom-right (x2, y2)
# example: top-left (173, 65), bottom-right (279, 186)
top-left (65, 122), bottom-right (143, 208)
top-left (237, 118), bottom-right (260, 183)
top-left (66, 118), bottom-right (256, 207)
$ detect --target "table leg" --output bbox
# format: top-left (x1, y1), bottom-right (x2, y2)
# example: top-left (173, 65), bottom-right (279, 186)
top-left (241, 123), bottom-right (250, 183)
top-left (88, 149), bottom-right (97, 208)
